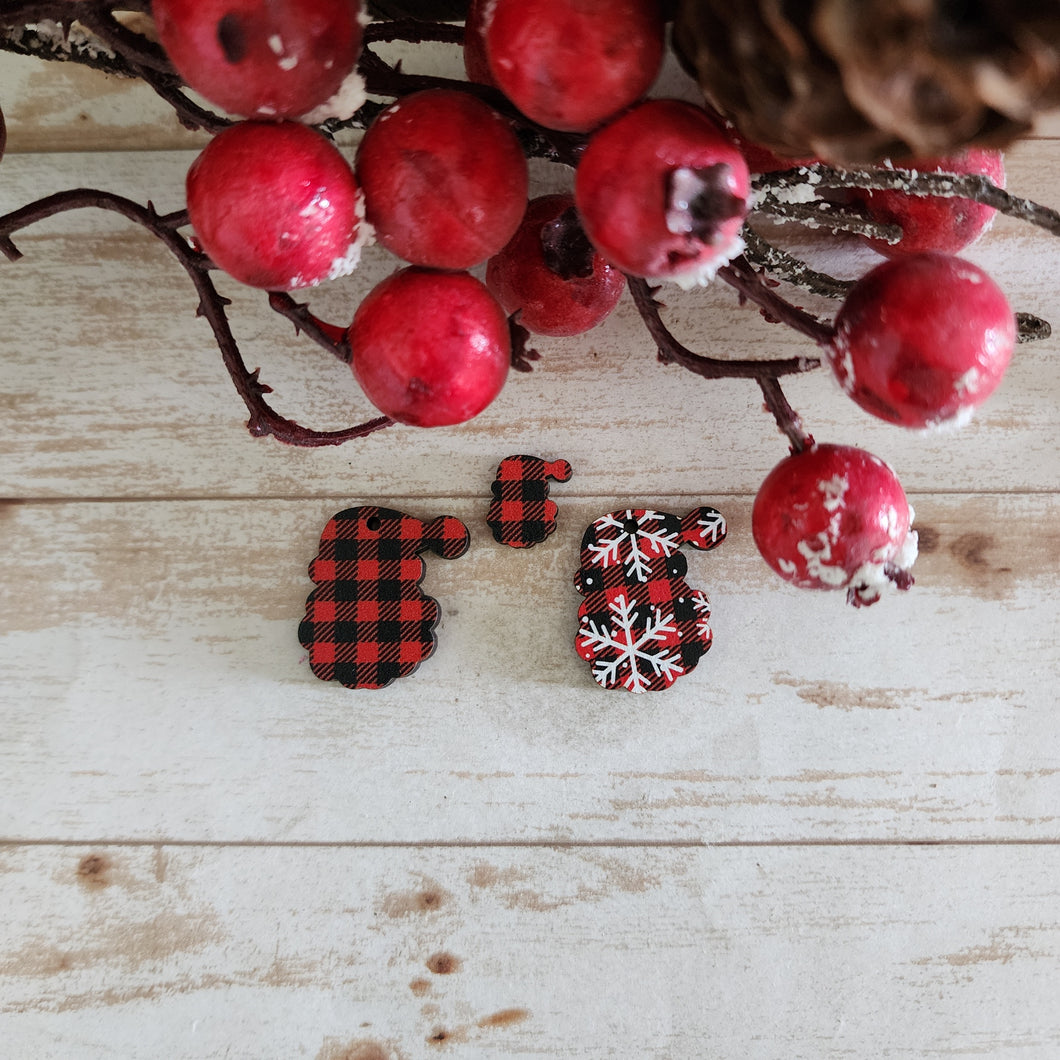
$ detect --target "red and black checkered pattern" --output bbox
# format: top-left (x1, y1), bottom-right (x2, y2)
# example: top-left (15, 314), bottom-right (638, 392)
top-left (573, 507), bottom-right (726, 693)
top-left (487, 455), bottom-right (572, 548)
top-left (299, 506), bottom-right (470, 690)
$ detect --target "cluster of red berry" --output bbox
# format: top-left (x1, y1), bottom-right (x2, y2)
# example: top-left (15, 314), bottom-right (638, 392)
top-left (2, 0), bottom-right (1038, 607)
top-left (167, 0), bottom-right (734, 429)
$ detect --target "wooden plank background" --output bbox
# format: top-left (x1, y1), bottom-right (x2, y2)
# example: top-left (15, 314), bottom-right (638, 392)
top-left (1, 35), bottom-right (1059, 1058)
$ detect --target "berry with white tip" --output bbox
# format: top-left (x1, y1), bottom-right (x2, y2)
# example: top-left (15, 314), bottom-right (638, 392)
top-left (186, 121), bottom-right (367, 291)
top-left (752, 443), bottom-right (918, 608)
top-left (575, 99), bottom-right (750, 286)
top-left (829, 252), bottom-right (1016, 429)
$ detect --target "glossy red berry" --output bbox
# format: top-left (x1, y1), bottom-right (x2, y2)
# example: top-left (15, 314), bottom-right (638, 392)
top-left (153, 0), bottom-right (365, 120)
top-left (483, 0), bottom-right (664, 132)
top-left (355, 89), bottom-right (528, 270)
top-left (575, 100), bottom-right (750, 286)
top-left (486, 194), bottom-right (625, 336)
top-left (829, 253), bottom-right (1016, 429)
top-left (752, 443), bottom-right (917, 607)
top-left (851, 149), bottom-right (1005, 256)
top-left (186, 121), bottom-right (366, 291)
top-left (350, 267), bottom-right (511, 427)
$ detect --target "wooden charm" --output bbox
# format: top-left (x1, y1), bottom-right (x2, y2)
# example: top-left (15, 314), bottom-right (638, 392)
top-left (574, 507), bottom-right (727, 693)
top-left (299, 506), bottom-right (470, 689)
top-left (486, 455), bottom-right (573, 548)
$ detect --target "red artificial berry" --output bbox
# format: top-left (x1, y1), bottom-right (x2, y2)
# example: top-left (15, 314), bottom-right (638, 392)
top-left (463, 0), bottom-right (494, 85)
top-left (575, 99), bottom-right (750, 285)
top-left (752, 443), bottom-right (918, 607)
top-left (153, 0), bottom-right (365, 120)
top-left (350, 267), bottom-right (511, 427)
top-left (355, 89), bottom-right (528, 270)
top-left (851, 149), bottom-right (1005, 256)
top-left (483, 0), bottom-right (665, 133)
top-left (485, 194), bottom-right (625, 336)
top-left (829, 253), bottom-right (1016, 429)
top-left (186, 121), bottom-right (366, 291)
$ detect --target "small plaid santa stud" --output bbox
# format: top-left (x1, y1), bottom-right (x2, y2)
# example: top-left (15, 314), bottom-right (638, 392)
top-left (574, 506), bottom-right (727, 693)
top-left (486, 455), bottom-right (573, 548)
top-left (299, 506), bottom-right (471, 689)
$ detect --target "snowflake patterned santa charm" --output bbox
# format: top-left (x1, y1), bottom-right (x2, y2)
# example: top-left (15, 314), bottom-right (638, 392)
top-left (299, 506), bottom-right (470, 690)
top-left (574, 507), bottom-right (727, 693)
top-left (486, 455), bottom-right (572, 548)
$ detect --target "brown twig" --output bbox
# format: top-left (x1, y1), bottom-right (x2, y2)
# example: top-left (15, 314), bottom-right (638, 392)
top-left (756, 164), bottom-right (1060, 237)
top-left (716, 255), bottom-right (836, 346)
top-left (753, 194), bottom-right (903, 242)
top-left (625, 275), bottom-right (822, 379)
top-left (758, 376), bottom-right (813, 453)
top-left (0, 189), bottom-right (393, 446)
top-left (268, 292), bottom-right (353, 363)
top-left (72, 7), bottom-right (172, 74)
top-left (741, 225), bottom-right (855, 300)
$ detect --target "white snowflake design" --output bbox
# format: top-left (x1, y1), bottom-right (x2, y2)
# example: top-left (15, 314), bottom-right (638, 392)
top-left (586, 510), bottom-right (681, 583)
top-left (689, 589), bottom-right (713, 639)
top-left (577, 593), bottom-right (684, 693)
top-left (696, 509), bottom-right (727, 546)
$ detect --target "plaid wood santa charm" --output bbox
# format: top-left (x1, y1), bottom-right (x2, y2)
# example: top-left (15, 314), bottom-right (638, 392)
top-left (486, 455), bottom-right (572, 548)
top-left (574, 507), bottom-right (727, 693)
top-left (299, 506), bottom-right (471, 689)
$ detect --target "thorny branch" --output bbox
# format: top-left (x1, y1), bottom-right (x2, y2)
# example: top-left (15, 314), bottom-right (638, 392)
top-left (0, 7), bottom-right (1055, 447)
top-left (0, 189), bottom-right (392, 445)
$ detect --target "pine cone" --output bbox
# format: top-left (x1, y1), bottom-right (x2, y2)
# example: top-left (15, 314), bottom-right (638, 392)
top-left (672, 0), bottom-right (1060, 165)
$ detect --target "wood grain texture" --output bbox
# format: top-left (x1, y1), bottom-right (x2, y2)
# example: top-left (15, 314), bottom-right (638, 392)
top-left (2, 844), bottom-right (1060, 1058)
top-left (1, 495), bottom-right (1055, 844)
top-left (3, 41), bottom-right (1060, 1058)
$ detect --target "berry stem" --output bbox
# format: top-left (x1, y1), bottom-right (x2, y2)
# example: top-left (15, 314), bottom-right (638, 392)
top-left (73, 6), bottom-right (172, 74)
top-left (716, 255), bottom-right (836, 346)
top-left (1016, 311), bottom-right (1052, 343)
top-left (757, 164), bottom-right (1060, 237)
top-left (758, 375), bottom-right (813, 453)
top-left (625, 274), bottom-right (821, 378)
top-left (0, 187), bottom-right (393, 445)
top-left (742, 221), bottom-right (1051, 342)
top-left (362, 19), bottom-right (466, 46)
top-left (741, 225), bottom-right (854, 299)
top-left (268, 293), bottom-right (353, 362)
top-left (508, 312), bottom-right (541, 373)
top-left (753, 193), bottom-right (903, 243)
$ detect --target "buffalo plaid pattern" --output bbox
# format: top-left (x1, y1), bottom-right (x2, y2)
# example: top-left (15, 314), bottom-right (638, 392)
top-left (487, 455), bottom-right (572, 548)
top-left (299, 506), bottom-right (470, 690)
top-left (573, 508), bottom-right (724, 692)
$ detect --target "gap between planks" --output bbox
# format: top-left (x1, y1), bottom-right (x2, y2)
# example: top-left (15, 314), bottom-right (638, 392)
top-left (3, 488), bottom-right (1059, 505)
top-left (5, 837), bottom-right (1060, 849)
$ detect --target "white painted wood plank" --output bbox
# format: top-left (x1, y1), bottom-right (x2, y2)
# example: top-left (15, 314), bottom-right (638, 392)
top-left (1, 494), bottom-right (1056, 843)
top-left (1, 146), bottom-right (1058, 499)
top-left (2, 843), bottom-right (1059, 1058)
